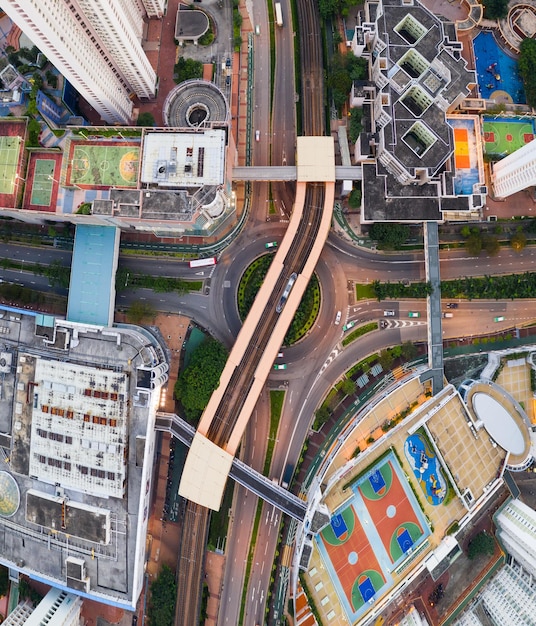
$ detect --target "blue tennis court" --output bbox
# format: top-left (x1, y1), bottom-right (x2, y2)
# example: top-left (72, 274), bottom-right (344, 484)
top-left (331, 513), bottom-right (348, 539)
top-left (369, 470), bottom-right (385, 493)
top-left (397, 528), bottom-right (414, 553)
top-left (359, 576), bottom-right (375, 601)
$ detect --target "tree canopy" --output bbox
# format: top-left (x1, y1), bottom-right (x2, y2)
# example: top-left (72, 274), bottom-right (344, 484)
top-left (482, 0), bottom-right (509, 20)
top-left (137, 111), bottom-right (155, 127)
top-left (317, 0), bottom-right (360, 19)
top-left (519, 38), bottom-right (536, 109)
top-left (368, 223), bottom-right (410, 250)
top-left (174, 57), bottom-right (203, 84)
top-left (467, 531), bottom-right (495, 560)
top-left (147, 565), bottom-right (177, 626)
top-left (174, 337), bottom-right (228, 422)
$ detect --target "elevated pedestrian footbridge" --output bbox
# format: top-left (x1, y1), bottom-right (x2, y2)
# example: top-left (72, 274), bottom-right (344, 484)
top-left (232, 165), bottom-right (363, 181)
top-left (156, 413), bottom-right (307, 521)
top-left (179, 137), bottom-right (336, 512)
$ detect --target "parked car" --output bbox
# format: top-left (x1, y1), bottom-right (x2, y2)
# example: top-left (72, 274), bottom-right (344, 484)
top-left (383, 310), bottom-right (395, 317)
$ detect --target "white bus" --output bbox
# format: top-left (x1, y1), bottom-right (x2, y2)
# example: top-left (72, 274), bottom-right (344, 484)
top-left (275, 2), bottom-right (283, 27)
top-left (188, 257), bottom-right (217, 268)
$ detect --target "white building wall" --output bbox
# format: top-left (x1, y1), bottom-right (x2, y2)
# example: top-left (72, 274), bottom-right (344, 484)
top-left (481, 562), bottom-right (536, 625)
top-left (76, 0), bottom-right (157, 99)
top-left (492, 138), bottom-right (536, 198)
top-left (4, 589), bottom-right (82, 626)
top-left (1, 0), bottom-right (157, 123)
top-left (496, 499), bottom-right (536, 576)
top-left (142, 0), bottom-right (167, 18)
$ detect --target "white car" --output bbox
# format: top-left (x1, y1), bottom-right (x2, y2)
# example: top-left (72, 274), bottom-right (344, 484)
top-left (255, 130), bottom-right (260, 142)
top-left (335, 311), bottom-right (342, 325)
top-left (383, 310), bottom-right (395, 317)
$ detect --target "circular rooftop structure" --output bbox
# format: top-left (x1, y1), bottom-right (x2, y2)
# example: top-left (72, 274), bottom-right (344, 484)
top-left (0, 471), bottom-right (20, 517)
top-left (466, 381), bottom-right (532, 469)
top-left (472, 392), bottom-right (525, 454)
top-left (163, 79), bottom-right (228, 128)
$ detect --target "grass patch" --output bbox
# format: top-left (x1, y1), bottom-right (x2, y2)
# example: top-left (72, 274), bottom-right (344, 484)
top-left (342, 322), bottom-right (378, 347)
top-left (237, 254), bottom-right (321, 345)
top-left (355, 283), bottom-right (375, 300)
top-left (207, 480), bottom-right (235, 551)
top-left (264, 390), bottom-right (285, 476)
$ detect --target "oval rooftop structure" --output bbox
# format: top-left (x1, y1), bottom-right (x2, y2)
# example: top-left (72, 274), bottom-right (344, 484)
top-left (472, 391), bottom-right (525, 454)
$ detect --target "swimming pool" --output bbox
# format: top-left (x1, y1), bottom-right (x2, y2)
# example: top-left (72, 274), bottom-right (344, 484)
top-left (473, 31), bottom-right (526, 104)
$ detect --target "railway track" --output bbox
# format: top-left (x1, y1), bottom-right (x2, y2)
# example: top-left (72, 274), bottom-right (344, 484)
top-left (174, 0), bottom-right (326, 622)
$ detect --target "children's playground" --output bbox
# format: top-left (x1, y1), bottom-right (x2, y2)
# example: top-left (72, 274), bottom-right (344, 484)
top-left (317, 453), bottom-right (430, 622)
top-left (473, 31), bottom-right (525, 104)
top-left (66, 141), bottom-right (140, 188)
top-left (404, 432), bottom-right (447, 506)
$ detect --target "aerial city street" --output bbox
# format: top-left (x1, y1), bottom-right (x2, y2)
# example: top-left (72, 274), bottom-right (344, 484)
top-left (0, 0), bottom-right (536, 625)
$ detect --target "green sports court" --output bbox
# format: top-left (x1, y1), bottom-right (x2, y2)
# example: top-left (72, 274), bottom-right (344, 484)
top-left (482, 117), bottom-right (536, 157)
top-left (68, 143), bottom-right (140, 187)
top-left (30, 159), bottom-right (56, 206)
top-left (0, 136), bottom-right (23, 195)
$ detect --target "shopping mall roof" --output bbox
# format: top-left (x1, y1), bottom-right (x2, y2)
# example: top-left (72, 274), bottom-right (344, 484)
top-left (66, 225), bottom-right (119, 327)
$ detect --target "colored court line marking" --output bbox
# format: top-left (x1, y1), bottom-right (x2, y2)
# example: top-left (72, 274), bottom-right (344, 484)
top-left (30, 158), bottom-right (55, 206)
top-left (331, 513), bottom-right (348, 539)
top-left (370, 470), bottom-right (386, 494)
top-left (358, 576), bottom-right (375, 601)
top-left (396, 528), bottom-right (414, 553)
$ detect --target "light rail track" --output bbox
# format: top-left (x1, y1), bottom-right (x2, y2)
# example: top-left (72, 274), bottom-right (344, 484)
top-left (174, 0), bottom-right (326, 622)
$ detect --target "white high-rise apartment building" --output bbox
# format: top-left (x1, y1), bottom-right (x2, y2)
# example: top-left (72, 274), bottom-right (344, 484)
top-left (492, 138), bottom-right (536, 198)
top-left (496, 498), bottom-right (536, 575)
top-left (2, 0), bottom-right (161, 124)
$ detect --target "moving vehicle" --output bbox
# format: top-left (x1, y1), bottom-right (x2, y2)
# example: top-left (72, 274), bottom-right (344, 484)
top-left (335, 311), bottom-right (342, 325)
top-left (255, 24), bottom-right (260, 35)
top-left (282, 463), bottom-right (294, 489)
top-left (265, 241), bottom-right (277, 249)
top-left (408, 311), bottom-right (420, 318)
top-left (276, 273), bottom-right (297, 313)
top-left (494, 316), bottom-right (505, 322)
top-left (342, 320), bottom-right (356, 332)
top-left (446, 303), bottom-right (458, 309)
top-left (383, 310), bottom-right (395, 317)
top-left (443, 312), bottom-right (453, 318)
top-left (255, 130), bottom-right (260, 142)
top-left (188, 257), bottom-right (217, 268)
top-left (273, 363), bottom-right (287, 370)
top-left (277, 352), bottom-right (284, 358)
top-left (275, 2), bottom-right (283, 26)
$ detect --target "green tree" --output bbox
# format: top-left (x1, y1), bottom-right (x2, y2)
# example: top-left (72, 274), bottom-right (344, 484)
top-left (348, 187), bottom-right (361, 209)
top-left (482, 0), bottom-right (509, 20)
top-left (519, 38), bottom-right (536, 109)
top-left (313, 405), bottom-right (331, 430)
top-left (341, 378), bottom-right (356, 396)
top-left (147, 564), bottom-right (177, 626)
top-left (126, 300), bottom-right (156, 324)
top-left (510, 230), bottom-right (527, 252)
top-left (378, 349), bottom-right (394, 370)
top-left (174, 57), bottom-right (203, 84)
top-left (136, 111), bottom-right (155, 127)
top-left (368, 223), bottom-right (410, 250)
top-left (174, 337), bottom-right (228, 423)
top-left (465, 233), bottom-right (482, 256)
top-left (44, 260), bottom-right (71, 288)
top-left (401, 341), bottom-right (418, 361)
top-left (467, 531), bottom-right (495, 560)
top-left (348, 107), bottom-right (363, 143)
top-left (483, 234), bottom-right (500, 256)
